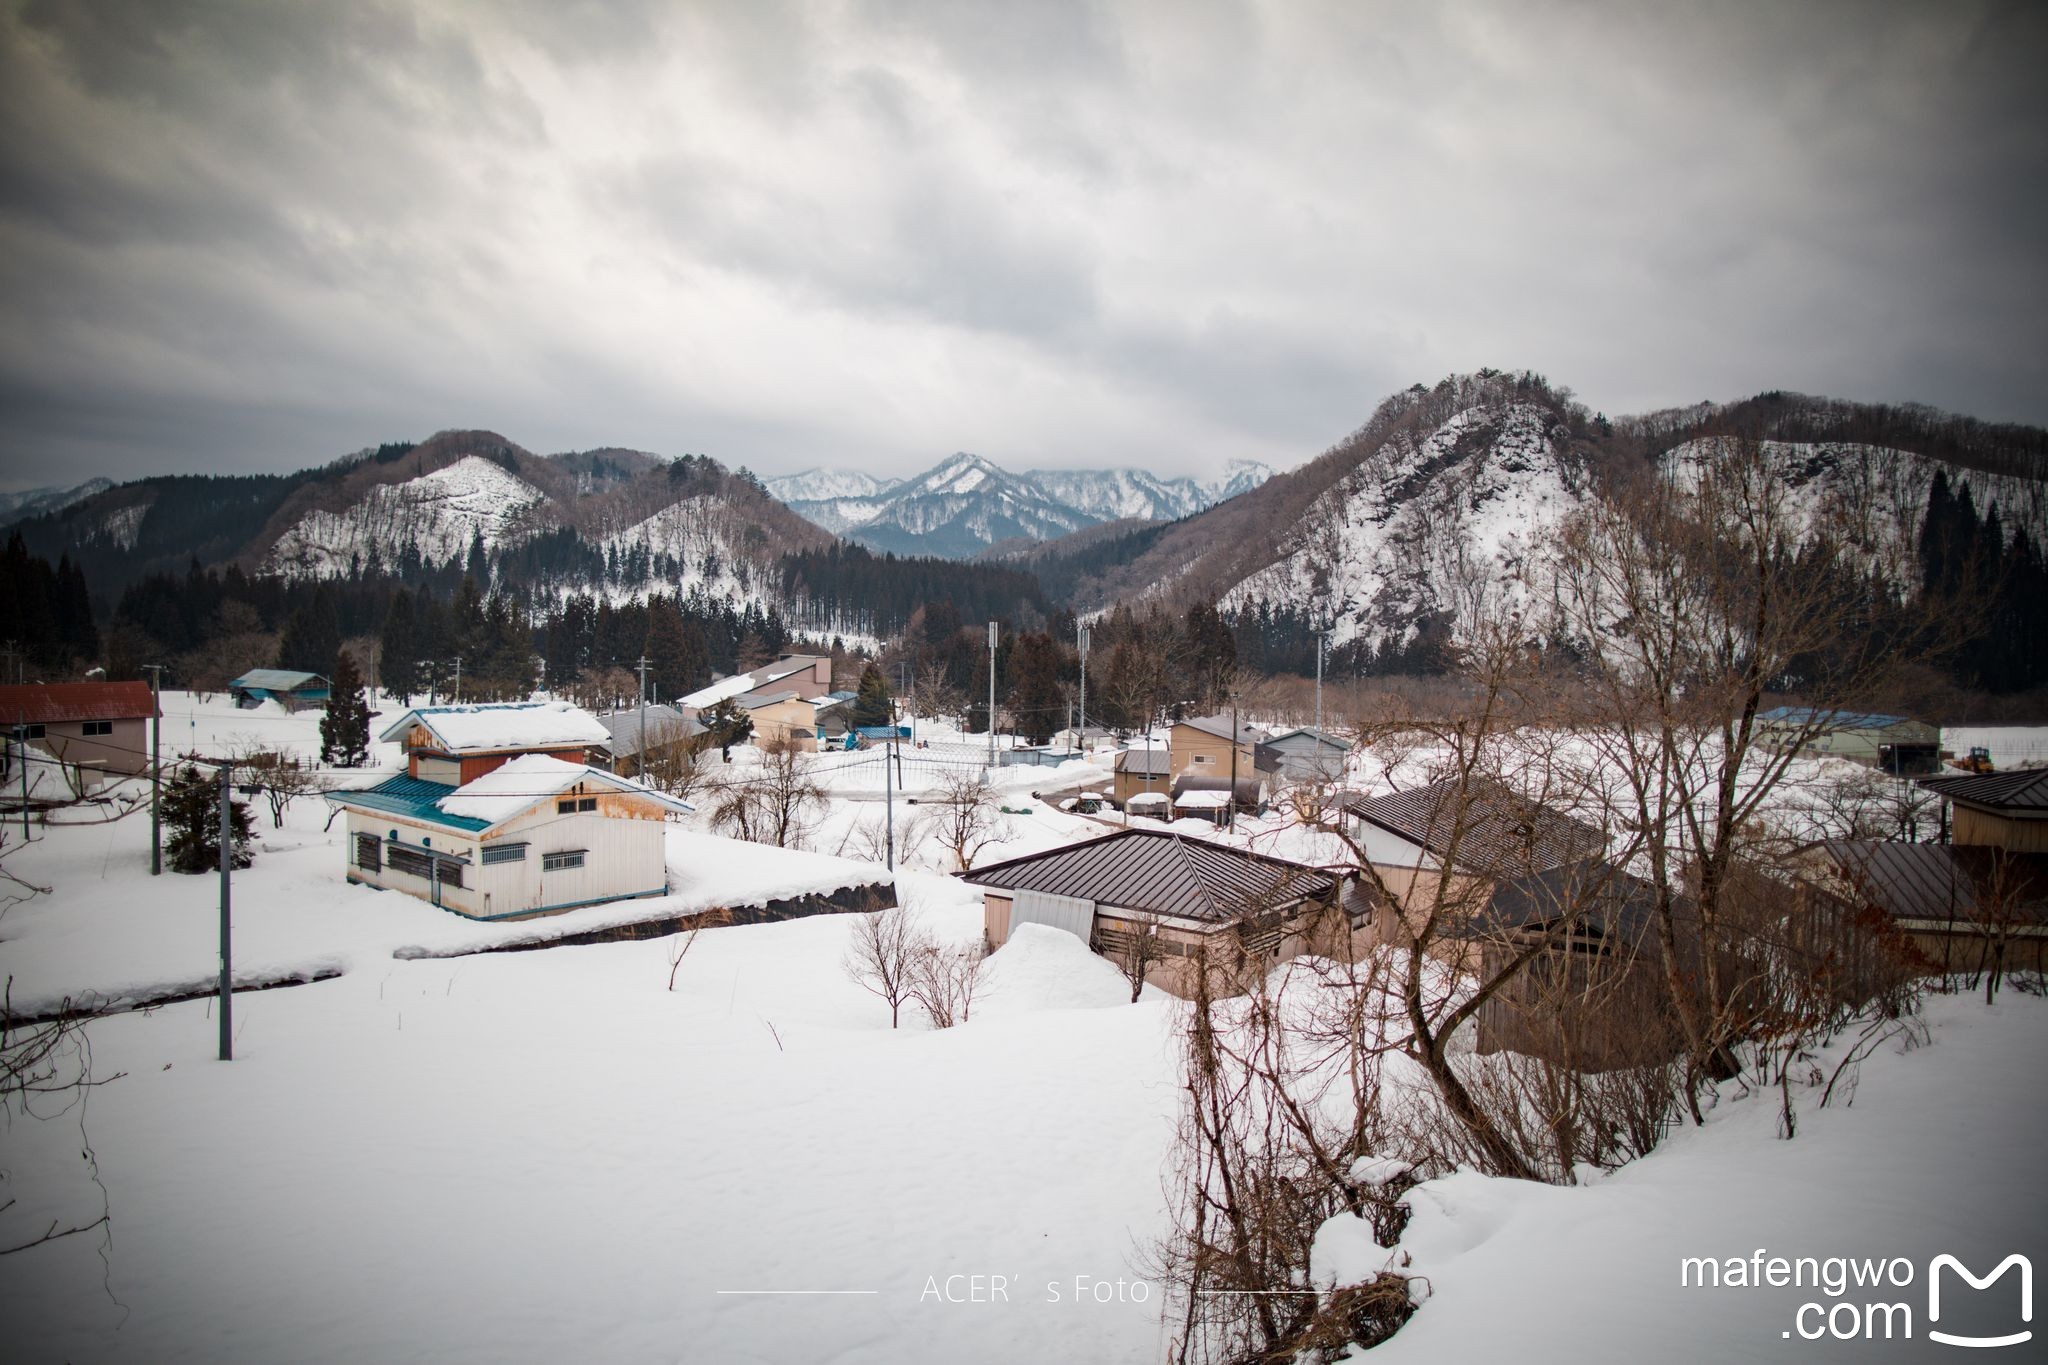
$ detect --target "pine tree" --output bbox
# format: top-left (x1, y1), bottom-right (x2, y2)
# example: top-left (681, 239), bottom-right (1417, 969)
top-left (644, 596), bottom-right (708, 702)
top-left (848, 662), bottom-right (894, 729)
top-left (164, 765), bottom-right (255, 874)
top-left (321, 649), bottom-right (372, 767)
top-left (380, 588), bottom-right (419, 703)
top-left (276, 587), bottom-right (342, 674)
top-left (1007, 632), bottom-right (1065, 745)
top-left (703, 697), bottom-right (753, 761)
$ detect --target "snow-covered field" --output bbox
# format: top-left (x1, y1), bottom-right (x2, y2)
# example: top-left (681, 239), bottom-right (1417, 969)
top-left (5, 699), bottom-right (2044, 1361)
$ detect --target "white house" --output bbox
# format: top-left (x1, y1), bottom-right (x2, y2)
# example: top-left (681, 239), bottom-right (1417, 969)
top-left (331, 702), bottom-right (691, 920)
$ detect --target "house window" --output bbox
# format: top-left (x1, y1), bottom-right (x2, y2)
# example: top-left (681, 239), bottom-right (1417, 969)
top-left (481, 843), bottom-right (527, 865)
top-left (555, 796), bottom-right (598, 814)
top-left (20, 723), bottom-right (44, 739)
top-left (1192, 753), bottom-right (1213, 766)
top-left (82, 720), bottom-right (113, 736)
top-left (542, 850), bottom-right (587, 872)
top-left (354, 834), bottom-right (381, 872)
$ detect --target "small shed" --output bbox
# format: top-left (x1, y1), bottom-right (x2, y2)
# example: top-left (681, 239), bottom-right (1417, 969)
top-left (228, 669), bottom-right (331, 712)
top-left (1113, 745), bottom-right (1172, 805)
top-left (1263, 727), bottom-right (1353, 782)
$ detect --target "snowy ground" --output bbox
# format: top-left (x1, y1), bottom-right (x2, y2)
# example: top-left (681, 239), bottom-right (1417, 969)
top-left (1939, 725), bottom-right (2048, 772)
top-left (4, 698), bottom-right (2044, 1361)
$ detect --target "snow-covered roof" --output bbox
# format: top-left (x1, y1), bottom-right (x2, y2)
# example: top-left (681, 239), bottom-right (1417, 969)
top-left (1172, 790), bottom-right (1233, 809)
top-left (228, 669), bottom-right (329, 692)
top-left (377, 701), bottom-right (612, 753)
top-left (676, 656), bottom-right (828, 711)
top-left (335, 752), bottom-right (694, 829)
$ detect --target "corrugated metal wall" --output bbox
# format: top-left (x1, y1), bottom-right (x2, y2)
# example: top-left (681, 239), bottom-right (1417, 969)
top-left (1010, 889), bottom-right (1097, 942)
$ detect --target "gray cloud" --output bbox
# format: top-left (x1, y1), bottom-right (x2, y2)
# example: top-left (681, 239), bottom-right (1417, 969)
top-left (1, 0), bottom-right (2044, 492)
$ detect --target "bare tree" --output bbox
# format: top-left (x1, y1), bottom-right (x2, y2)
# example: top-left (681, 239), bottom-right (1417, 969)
top-left (925, 765), bottom-right (1004, 871)
top-left (636, 720), bottom-right (714, 805)
top-left (1544, 434), bottom-right (1952, 1117)
top-left (909, 937), bottom-right (987, 1028)
top-left (907, 663), bottom-right (964, 722)
top-left (706, 738), bottom-right (824, 849)
top-left (229, 742), bottom-right (320, 829)
top-left (844, 905), bottom-right (919, 1028)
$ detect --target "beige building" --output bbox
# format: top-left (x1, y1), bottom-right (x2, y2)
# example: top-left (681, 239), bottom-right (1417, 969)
top-left (1168, 713), bottom-right (1270, 784)
top-left (962, 829), bottom-right (1368, 997)
top-left (0, 681), bottom-right (158, 793)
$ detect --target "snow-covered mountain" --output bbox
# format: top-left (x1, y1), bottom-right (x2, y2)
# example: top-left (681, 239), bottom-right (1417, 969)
top-left (1222, 399), bottom-right (1580, 654)
top-left (775, 453), bottom-right (1276, 557)
top-left (266, 455), bottom-right (547, 577)
top-left (1063, 371), bottom-right (2048, 666)
top-left (762, 468), bottom-right (903, 506)
top-left (0, 478), bottom-right (113, 527)
top-left (1024, 461), bottom-right (1277, 524)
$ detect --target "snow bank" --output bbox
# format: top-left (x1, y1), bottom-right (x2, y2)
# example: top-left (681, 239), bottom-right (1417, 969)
top-left (975, 923), bottom-right (1143, 1016)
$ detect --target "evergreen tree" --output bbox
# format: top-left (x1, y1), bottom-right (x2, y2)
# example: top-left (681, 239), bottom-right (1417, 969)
top-left (1006, 631), bottom-right (1065, 745)
top-left (644, 596), bottom-right (708, 702)
top-left (702, 697), bottom-right (753, 761)
top-left (320, 649), bottom-right (372, 767)
top-left (847, 662), bottom-right (894, 729)
top-left (164, 764), bottom-right (255, 873)
top-left (276, 587), bottom-right (342, 674)
top-left (379, 588), bottom-right (419, 703)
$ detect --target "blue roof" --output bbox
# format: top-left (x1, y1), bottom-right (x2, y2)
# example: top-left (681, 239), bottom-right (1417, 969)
top-left (1756, 707), bottom-right (1917, 730)
top-left (325, 774), bottom-right (491, 832)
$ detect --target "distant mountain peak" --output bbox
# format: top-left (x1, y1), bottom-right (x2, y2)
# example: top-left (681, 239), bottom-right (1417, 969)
top-left (772, 454), bottom-right (1276, 557)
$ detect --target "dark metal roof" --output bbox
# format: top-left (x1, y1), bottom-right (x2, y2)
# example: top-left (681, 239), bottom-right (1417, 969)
top-left (0, 681), bottom-right (158, 723)
top-left (1916, 767), bottom-right (2048, 813)
top-left (1811, 841), bottom-right (2048, 925)
top-left (1474, 860), bottom-right (1669, 949)
top-left (1116, 747), bottom-right (1171, 775)
top-left (961, 829), bottom-right (1338, 924)
top-left (1344, 778), bottom-right (1607, 875)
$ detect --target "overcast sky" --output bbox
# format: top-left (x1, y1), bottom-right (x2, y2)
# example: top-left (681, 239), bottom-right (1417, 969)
top-left (1, 0), bottom-right (2043, 490)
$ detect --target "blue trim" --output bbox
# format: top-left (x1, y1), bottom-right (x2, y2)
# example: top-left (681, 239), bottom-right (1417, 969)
top-left (345, 871), bottom-right (669, 920)
top-left (448, 884), bottom-right (670, 921)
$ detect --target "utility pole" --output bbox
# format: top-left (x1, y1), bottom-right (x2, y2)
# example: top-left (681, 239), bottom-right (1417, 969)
top-left (144, 663), bottom-right (165, 875)
top-left (14, 716), bottom-right (27, 839)
top-left (451, 655), bottom-right (464, 704)
top-left (425, 660), bottom-right (438, 707)
top-left (1076, 623), bottom-right (1090, 752)
top-left (218, 762), bottom-right (234, 1062)
top-left (883, 732), bottom-right (895, 871)
top-left (1227, 692), bottom-right (1240, 832)
top-left (635, 656), bottom-right (651, 779)
top-left (1314, 629), bottom-right (1326, 782)
top-left (986, 621), bottom-right (998, 771)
